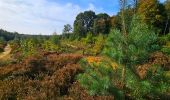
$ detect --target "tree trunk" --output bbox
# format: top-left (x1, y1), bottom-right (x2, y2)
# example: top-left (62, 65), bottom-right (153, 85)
top-left (120, 0), bottom-right (127, 36)
top-left (121, 65), bottom-right (126, 89)
top-left (120, 0), bottom-right (127, 89)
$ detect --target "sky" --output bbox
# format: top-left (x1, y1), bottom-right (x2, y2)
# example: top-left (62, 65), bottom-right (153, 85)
top-left (0, 0), bottom-right (166, 35)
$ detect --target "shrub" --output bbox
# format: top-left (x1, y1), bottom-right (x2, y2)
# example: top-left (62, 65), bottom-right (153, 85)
top-left (69, 82), bottom-right (114, 100)
top-left (91, 34), bottom-right (106, 55)
top-left (20, 39), bottom-right (37, 57)
top-left (77, 59), bottom-right (123, 99)
top-left (0, 53), bottom-right (84, 99)
top-left (104, 16), bottom-right (159, 66)
top-left (114, 64), bottom-right (170, 100)
top-left (0, 37), bottom-right (6, 52)
top-left (102, 16), bottom-right (167, 99)
top-left (159, 33), bottom-right (170, 55)
top-left (161, 41), bottom-right (170, 56)
top-left (42, 40), bottom-right (59, 52)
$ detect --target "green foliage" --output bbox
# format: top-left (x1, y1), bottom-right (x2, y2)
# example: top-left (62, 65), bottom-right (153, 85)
top-left (82, 32), bottom-right (95, 45)
top-left (159, 33), bottom-right (170, 55)
top-left (0, 37), bottom-right (6, 52)
top-left (20, 38), bottom-right (37, 57)
top-left (119, 65), bottom-right (170, 100)
top-left (0, 29), bottom-right (18, 41)
top-left (79, 33), bottom-right (106, 55)
top-left (104, 16), bottom-right (159, 65)
top-left (161, 47), bottom-right (170, 55)
top-left (77, 59), bottom-right (124, 99)
top-left (93, 13), bottom-right (110, 34)
top-left (62, 24), bottom-right (72, 34)
top-left (158, 34), bottom-right (170, 45)
top-left (116, 7), bottom-right (134, 32)
top-left (125, 67), bottom-right (151, 99)
top-left (49, 35), bottom-right (60, 45)
top-left (146, 65), bottom-right (169, 98)
top-left (74, 11), bottom-right (111, 36)
top-left (92, 34), bottom-right (106, 55)
top-left (102, 16), bottom-right (169, 99)
top-left (137, 0), bottom-right (166, 34)
top-left (41, 35), bottom-right (60, 52)
top-left (0, 37), bottom-right (5, 44)
top-left (74, 11), bottom-right (96, 36)
top-left (42, 40), bottom-right (59, 52)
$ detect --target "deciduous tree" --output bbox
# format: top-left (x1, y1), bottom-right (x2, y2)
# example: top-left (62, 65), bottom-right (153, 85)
top-left (74, 11), bottom-right (96, 36)
top-left (137, 0), bottom-right (165, 33)
top-left (93, 13), bottom-right (110, 34)
top-left (62, 24), bottom-right (72, 34)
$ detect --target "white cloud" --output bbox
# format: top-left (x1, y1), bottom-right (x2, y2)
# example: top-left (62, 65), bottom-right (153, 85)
top-left (0, 0), bottom-right (103, 35)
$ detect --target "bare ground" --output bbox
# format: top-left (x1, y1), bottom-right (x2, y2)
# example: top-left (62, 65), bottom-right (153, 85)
top-left (0, 44), bottom-right (11, 61)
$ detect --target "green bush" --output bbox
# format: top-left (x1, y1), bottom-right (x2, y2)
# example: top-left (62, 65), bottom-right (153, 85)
top-left (161, 47), bottom-right (170, 55)
top-left (20, 38), bottom-right (38, 57)
top-left (103, 16), bottom-right (167, 99)
top-left (0, 37), bottom-right (6, 53)
top-left (160, 34), bottom-right (170, 55)
top-left (77, 59), bottom-right (123, 99)
top-left (119, 65), bottom-right (170, 99)
top-left (158, 33), bottom-right (170, 45)
top-left (104, 16), bottom-right (159, 66)
top-left (42, 40), bottom-right (59, 51)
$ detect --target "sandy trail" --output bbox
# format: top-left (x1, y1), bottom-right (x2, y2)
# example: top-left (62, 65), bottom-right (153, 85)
top-left (0, 44), bottom-right (11, 60)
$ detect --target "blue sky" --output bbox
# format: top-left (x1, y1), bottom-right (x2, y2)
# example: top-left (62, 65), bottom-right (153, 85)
top-left (0, 0), bottom-right (166, 35)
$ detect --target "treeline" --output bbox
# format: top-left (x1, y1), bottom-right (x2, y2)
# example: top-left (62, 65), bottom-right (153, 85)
top-left (0, 29), bottom-right (51, 41)
top-left (1, 0), bottom-right (169, 41)
top-left (68, 0), bottom-right (170, 37)
top-left (0, 29), bottom-right (19, 41)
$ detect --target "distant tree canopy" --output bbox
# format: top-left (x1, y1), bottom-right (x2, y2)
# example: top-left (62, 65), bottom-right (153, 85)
top-left (137, 0), bottom-right (166, 33)
top-left (0, 29), bottom-right (50, 42)
top-left (1, 0), bottom-right (170, 41)
top-left (62, 24), bottom-right (73, 34)
top-left (72, 0), bottom-right (170, 37)
top-left (0, 29), bottom-right (19, 41)
top-left (0, 37), bottom-right (5, 44)
top-left (165, 1), bottom-right (170, 18)
top-left (74, 11), bottom-right (112, 36)
top-left (74, 11), bottom-right (96, 36)
top-left (93, 13), bottom-right (111, 35)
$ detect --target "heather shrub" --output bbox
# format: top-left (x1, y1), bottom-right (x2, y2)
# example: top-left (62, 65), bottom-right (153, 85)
top-left (0, 53), bottom-right (84, 99)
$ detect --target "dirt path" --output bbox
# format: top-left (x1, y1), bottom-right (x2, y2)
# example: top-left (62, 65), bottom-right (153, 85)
top-left (0, 44), bottom-right (12, 60)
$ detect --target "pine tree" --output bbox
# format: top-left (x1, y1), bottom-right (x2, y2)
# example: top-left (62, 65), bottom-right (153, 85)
top-left (77, 59), bottom-right (124, 99)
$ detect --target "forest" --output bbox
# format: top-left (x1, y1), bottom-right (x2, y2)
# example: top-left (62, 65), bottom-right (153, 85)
top-left (0, 0), bottom-right (170, 100)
